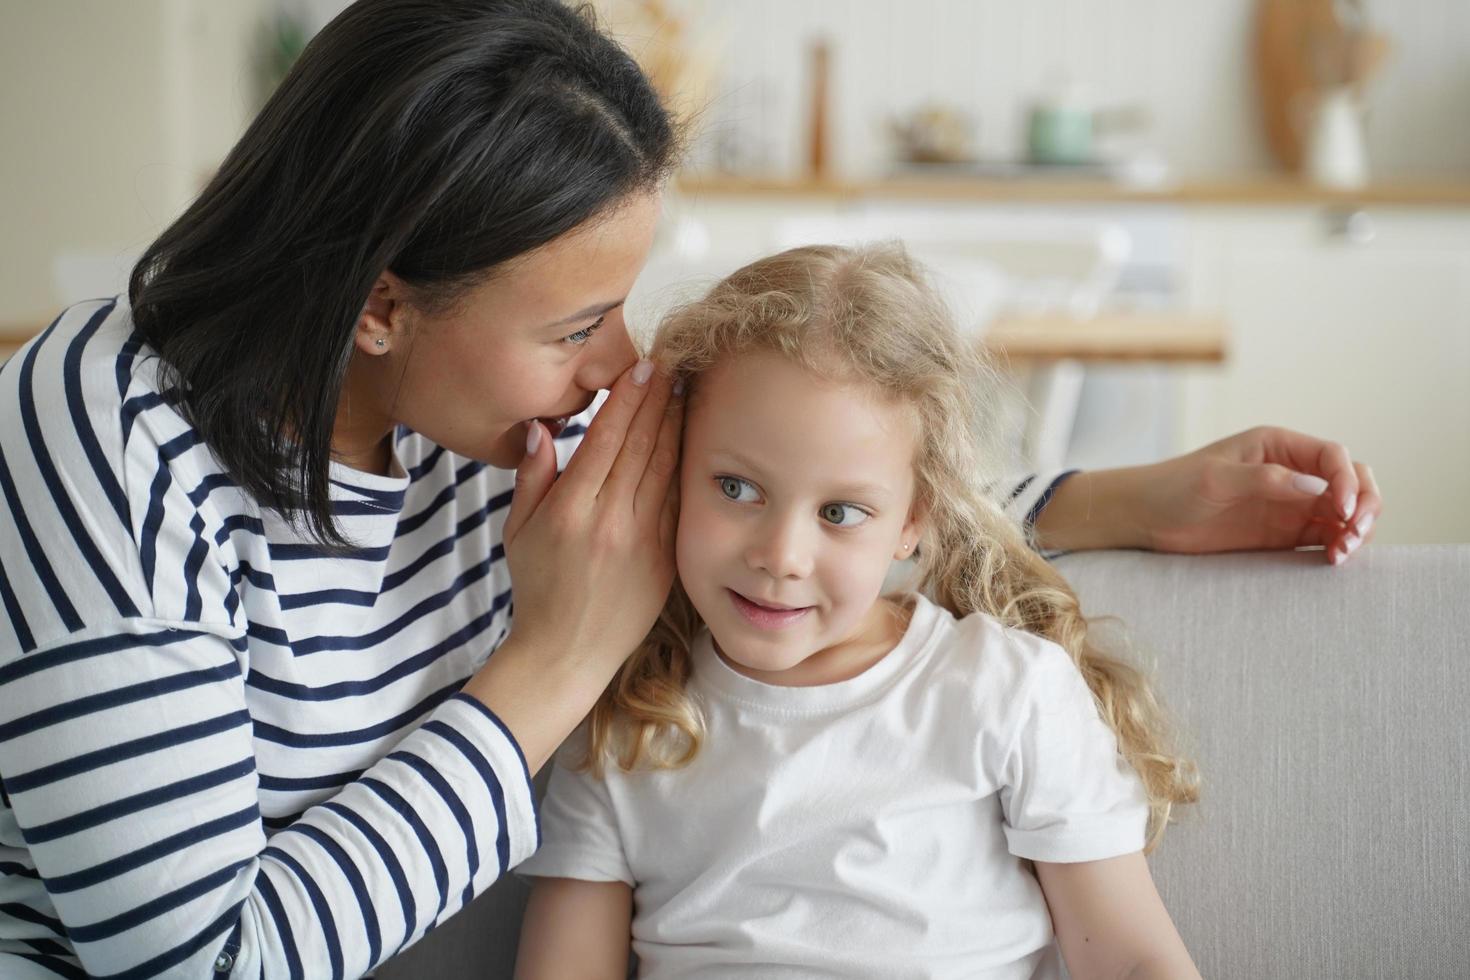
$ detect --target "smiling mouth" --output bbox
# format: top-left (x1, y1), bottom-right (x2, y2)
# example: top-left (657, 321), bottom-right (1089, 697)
top-left (728, 589), bottom-right (813, 630)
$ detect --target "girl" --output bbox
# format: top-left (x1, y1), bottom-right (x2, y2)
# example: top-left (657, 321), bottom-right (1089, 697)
top-left (515, 243), bottom-right (1202, 979)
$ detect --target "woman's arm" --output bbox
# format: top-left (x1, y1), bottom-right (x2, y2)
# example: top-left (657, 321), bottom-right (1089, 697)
top-left (1031, 426), bottom-right (1382, 565)
top-left (515, 877), bottom-right (633, 980)
top-left (1035, 853), bottom-right (1201, 980)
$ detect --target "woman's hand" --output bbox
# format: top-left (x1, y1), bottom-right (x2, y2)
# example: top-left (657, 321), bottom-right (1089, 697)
top-left (461, 359), bottom-right (682, 772)
top-left (1034, 426), bottom-right (1382, 565)
top-left (502, 359), bottom-right (682, 668)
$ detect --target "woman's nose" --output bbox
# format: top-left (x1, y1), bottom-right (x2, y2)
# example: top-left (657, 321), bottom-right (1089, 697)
top-left (746, 512), bottom-right (815, 581)
top-left (575, 322), bottom-right (639, 392)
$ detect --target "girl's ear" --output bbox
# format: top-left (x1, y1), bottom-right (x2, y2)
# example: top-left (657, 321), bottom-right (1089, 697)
top-left (354, 272), bottom-right (412, 357)
top-left (894, 501), bottom-right (928, 561)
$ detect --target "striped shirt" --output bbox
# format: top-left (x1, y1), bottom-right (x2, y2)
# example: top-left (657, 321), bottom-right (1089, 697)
top-left (0, 297), bottom-right (1072, 978)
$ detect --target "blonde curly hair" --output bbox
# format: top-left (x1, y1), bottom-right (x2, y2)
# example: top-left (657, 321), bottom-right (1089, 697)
top-left (584, 242), bottom-right (1198, 850)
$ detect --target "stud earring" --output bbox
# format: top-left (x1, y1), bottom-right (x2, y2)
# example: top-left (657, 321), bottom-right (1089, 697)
top-left (374, 338), bottom-right (386, 350)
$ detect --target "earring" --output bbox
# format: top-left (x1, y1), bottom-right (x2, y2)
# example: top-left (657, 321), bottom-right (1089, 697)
top-left (374, 338), bottom-right (387, 350)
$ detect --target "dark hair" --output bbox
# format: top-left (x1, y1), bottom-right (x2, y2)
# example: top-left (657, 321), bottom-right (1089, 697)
top-left (128, 0), bottom-right (678, 546)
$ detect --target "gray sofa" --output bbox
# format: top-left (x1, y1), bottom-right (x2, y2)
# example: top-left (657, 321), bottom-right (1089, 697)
top-left (379, 545), bottom-right (1470, 979)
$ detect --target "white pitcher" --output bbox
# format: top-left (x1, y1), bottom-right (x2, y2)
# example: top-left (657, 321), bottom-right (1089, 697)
top-left (1304, 86), bottom-right (1370, 189)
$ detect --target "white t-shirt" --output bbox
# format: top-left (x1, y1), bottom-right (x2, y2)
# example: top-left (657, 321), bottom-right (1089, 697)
top-left (518, 593), bottom-right (1148, 979)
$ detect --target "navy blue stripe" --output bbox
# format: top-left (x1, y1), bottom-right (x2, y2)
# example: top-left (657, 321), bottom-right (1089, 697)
top-left (383, 509), bottom-right (507, 594)
top-left (157, 429), bottom-right (202, 461)
top-left (186, 471), bottom-right (238, 508)
top-left (329, 478), bottom-right (407, 509)
top-left (0, 626), bottom-right (233, 686)
top-left (22, 757), bottom-right (255, 845)
top-left (16, 307), bottom-right (141, 619)
top-left (405, 445), bottom-right (446, 482)
top-left (331, 500), bottom-right (398, 517)
top-left (20, 938), bottom-right (71, 956)
top-left (264, 846), bottom-right (344, 980)
top-left (0, 444), bottom-right (84, 634)
top-left (252, 680), bottom-right (460, 748)
top-left (0, 901), bottom-right (68, 937)
top-left (389, 750), bottom-right (479, 908)
top-left (284, 823), bottom-right (382, 969)
top-left (137, 461), bottom-right (171, 597)
top-left (251, 551), bottom-right (502, 655)
top-left (62, 300), bottom-right (130, 532)
top-left (559, 422), bottom-right (587, 440)
top-left (10, 953), bottom-right (87, 980)
top-left (1024, 470), bottom-right (1080, 529)
top-left (66, 858), bottom-right (251, 943)
top-left (45, 804), bottom-right (259, 894)
top-left (424, 718), bottom-right (513, 872)
top-left (216, 513), bottom-right (266, 543)
top-left (258, 768), bottom-right (364, 792)
top-left (120, 390), bottom-right (168, 443)
top-left (182, 512), bottom-right (209, 620)
top-left (90, 901), bottom-right (241, 980)
top-left (269, 542), bottom-right (393, 563)
top-left (278, 586), bottom-right (380, 610)
top-left (0, 550), bottom-right (37, 653)
top-left (255, 870), bottom-right (306, 980)
top-left (114, 332), bottom-right (144, 401)
top-left (321, 801), bottom-right (417, 954)
top-left (247, 588), bottom-right (509, 701)
top-left (0, 660), bottom-right (241, 742)
top-left (0, 861), bottom-right (42, 878)
top-left (5, 709), bottom-right (250, 793)
top-left (360, 776), bottom-right (450, 922)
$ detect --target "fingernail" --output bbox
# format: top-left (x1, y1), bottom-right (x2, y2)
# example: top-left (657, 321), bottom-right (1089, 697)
top-left (1339, 492), bottom-right (1357, 521)
top-left (632, 360), bottom-right (653, 385)
top-left (1329, 547), bottom-right (1343, 566)
top-left (1343, 531), bottom-right (1361, 553)
top-left (1355, 512), bottom-right (1375, 537)
top-left (525, 420), bottom-right (542, 456)
top-left (672, 377), bottom-right (685, 397)
top-left (1292, 473), bottom-right (1329, 496)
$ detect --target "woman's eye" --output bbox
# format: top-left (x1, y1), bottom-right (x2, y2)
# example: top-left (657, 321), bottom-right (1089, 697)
top-left (562, 315), bottom-right (606, 346)
top-left (820, 502), bottom-right (869, 527)
top-left (717, 476), bottom-right (759, 502)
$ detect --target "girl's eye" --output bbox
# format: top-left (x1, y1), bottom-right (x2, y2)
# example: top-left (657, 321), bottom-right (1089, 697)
top-left (717, 476), bottom-right (759, 502)
top-left (820, 502), bottom-right (869, 527)
top-left (562, 315), bottom-right (606, 346)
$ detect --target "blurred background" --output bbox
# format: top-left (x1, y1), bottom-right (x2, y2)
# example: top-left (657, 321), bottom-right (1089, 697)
top-left (2, 0), bottom-right (1466, 543)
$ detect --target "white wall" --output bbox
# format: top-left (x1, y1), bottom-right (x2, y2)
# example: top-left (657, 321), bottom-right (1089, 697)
top-left (673, 0), bottom-right (1470, 180)
top-left (0, 0), bottom-right (269, 324)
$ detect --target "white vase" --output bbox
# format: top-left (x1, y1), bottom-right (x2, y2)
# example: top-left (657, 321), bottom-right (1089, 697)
top-left (1304, 87), bottom-right (1370, 189)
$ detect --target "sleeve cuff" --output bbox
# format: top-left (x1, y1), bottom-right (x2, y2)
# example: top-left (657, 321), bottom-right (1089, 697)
top-left (1004, 816), bottom-right (1146, 864)
top-left (443, 693), bottom-right (542, 857)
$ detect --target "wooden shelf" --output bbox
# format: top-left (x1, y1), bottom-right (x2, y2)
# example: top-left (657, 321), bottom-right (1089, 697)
top-left (678, 174), bottom-right (1470, 208)
top-left (981, 312), bottom-right (1228, 364)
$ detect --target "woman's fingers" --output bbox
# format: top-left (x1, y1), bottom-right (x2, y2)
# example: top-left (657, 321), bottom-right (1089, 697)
top-left (601, 369), bottom-right (675, 508)
top-left (633, 380), bottom-right (684, 524)
top-left (558, 359), bottom-right (658, 501)
top-left (1249, 426), bottom-right (1358, 520)
top-left (503, 420), bottom-right (558, 549)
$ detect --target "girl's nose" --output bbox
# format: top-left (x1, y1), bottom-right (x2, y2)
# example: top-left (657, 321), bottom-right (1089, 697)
top-left (746, 512), bottom-right (815, 581)
top-left (575, 322), bottom-right (639, 393)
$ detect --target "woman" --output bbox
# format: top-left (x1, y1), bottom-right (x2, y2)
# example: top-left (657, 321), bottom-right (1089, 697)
top-left (0, 1), bottom-right (1379, 977)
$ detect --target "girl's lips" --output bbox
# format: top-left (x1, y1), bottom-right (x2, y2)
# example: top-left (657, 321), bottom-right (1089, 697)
top-left (728, 589), bottom-right (812, 631)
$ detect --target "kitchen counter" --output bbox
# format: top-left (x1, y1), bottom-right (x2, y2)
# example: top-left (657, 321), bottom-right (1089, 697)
top-left (678, 174), bottom-right (1470, 207)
